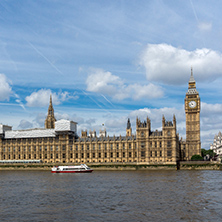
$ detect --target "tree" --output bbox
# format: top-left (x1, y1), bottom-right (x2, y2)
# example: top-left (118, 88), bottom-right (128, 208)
top-left (191, 155), bottom-right (204, 161)
top-left (201, 149), bottom-right (216, 157)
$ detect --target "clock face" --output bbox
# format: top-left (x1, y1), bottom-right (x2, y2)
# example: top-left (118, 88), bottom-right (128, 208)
top-left (189, 101), bottom-right (196, 108)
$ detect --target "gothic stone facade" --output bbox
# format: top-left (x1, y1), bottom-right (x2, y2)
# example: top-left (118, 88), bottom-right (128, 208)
top-left (0, 116), bottom-right (179, 164)
top-left (0, 71), bottom-right (201, 164)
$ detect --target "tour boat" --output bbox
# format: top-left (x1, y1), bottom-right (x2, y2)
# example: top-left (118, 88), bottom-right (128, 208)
top-left (51, 164), bottom-right (93, 173)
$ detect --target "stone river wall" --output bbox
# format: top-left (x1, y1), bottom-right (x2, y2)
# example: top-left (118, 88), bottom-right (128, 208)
top-left (0, 161), bottom-right (221, 171)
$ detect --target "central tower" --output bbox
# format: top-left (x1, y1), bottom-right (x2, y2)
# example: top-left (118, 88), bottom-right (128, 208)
top-left (185, 68), bottom-right (201, 160)
top-left (45, 95), bottom-right (56, 129)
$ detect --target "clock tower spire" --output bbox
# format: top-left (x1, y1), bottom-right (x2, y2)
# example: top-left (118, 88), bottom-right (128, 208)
top-left (185, 68), bottom-right (201, 160)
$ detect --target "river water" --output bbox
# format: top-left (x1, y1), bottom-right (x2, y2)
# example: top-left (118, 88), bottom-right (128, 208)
top-left (0, 170), bottom-right (222, 222)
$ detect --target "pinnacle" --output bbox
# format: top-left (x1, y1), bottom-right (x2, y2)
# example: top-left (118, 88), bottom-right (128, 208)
top-left (189, 67), bottom-right (195, 83)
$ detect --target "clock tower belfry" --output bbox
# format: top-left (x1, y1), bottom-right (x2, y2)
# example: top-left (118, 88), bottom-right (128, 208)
top-left (185, 68), bottom-right (201, 160)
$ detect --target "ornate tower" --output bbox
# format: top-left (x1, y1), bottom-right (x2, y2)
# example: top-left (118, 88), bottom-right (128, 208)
top-left (126, 118), bottom-right (132, 137)
top-left (185, 68), bottom-right (201, 160)
top-left (45, 95), bottom-right (56, 129)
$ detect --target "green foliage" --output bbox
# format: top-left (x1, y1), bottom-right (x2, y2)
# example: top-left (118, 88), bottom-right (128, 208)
top-left (201, 149), bottom-right (216, 157)
top-left (191, 154), bottom-right (204, 161)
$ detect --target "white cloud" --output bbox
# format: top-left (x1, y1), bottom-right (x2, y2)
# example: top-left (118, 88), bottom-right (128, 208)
top-left (34, 113), bottom-right (46, 127)
top-left (200, 103), bottom-right (222, 141)
top-left (55, 113), bottom-right (71, 121)
top-left (0, 74), bottom-right (12, 101)
top-left (86, 68), bottom-right (164, 100)
top-left (54, 112), bottom-right (96, 127)
top-left (129, 107), bottom-right (185, 130)
top-left (105, 117), bottom-right (127, 131)
top-left (198, 22), bottom-right (212, 31)
top-left (18, 119), bottom-right (33, 129)
top-left (86, 68), bottom-right (123, 95)
top-left (26, 89), bottom-right (57, 107)
top-left (25, 89), bottom-right (77, 107)
top-left (201, 102), bottom-right (222, 116)
top-left (85, 118), bottom-right (96, 125)
top-left (71, 114), bottom-right (85, 124)
top-left (15, 94), bottom-right (26, 110)
top-left (139, 44), bottom-right (222, 84)
top-left (127, 84), bottom-right (163, 100)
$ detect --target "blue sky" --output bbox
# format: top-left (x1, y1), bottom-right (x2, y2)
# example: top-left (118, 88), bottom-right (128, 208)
top-left (1, 0), bottom-right (222, 148)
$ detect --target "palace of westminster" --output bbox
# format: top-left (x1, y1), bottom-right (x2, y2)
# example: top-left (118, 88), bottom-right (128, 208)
top-left (0, 70), bottom-right (201, 164)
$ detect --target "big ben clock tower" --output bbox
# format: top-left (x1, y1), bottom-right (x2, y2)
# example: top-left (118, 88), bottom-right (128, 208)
top-left (185, 68), bottom-right (201, 160)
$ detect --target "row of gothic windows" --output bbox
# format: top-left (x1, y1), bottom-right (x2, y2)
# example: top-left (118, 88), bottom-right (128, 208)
top-left (2, 152), bottom-right (140, 160)
top-left (2, 150), bottom-right (173, 160)
top-left (2, 142), bottom-right (172, 153)
top-left (2, 143), bottom-right (136, 151)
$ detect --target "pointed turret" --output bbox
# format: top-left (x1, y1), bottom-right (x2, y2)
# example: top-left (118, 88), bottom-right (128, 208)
top-left (45, 95), bottom-right (56, 129)
top-left (189, 67), bottom-right (195, 83)
top-left (173, 114), bottom-right (176, 127)
top-left (48, 95), bottom-right (54, 114)
top-left (126, 118), bottom-right (132, 137)
top-left (162, 115), bottom-right (165, 126)
top-left (127, 118), bottom-right (131, 129)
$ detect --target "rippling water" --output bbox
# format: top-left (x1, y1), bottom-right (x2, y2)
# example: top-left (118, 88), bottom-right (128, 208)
top-left (0, 170), bottom-right (222, 222)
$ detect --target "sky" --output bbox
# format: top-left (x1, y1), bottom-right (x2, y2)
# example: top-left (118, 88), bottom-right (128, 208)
top-left (1, 0), bottom-right (222, 149)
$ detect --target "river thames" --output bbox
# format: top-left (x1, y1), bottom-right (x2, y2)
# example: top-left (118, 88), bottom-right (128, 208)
top-left (0, 170), bottom-right (222, 222)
